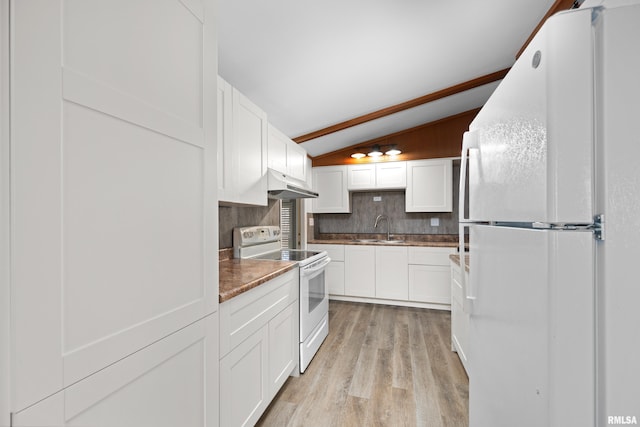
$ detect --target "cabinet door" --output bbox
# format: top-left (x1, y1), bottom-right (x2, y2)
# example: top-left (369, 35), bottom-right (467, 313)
top-left (267, 123), bottom-right (288, 174)
top-left (375, 246), bottom-right (409, 300)
top-left (220, 325), bottom-right (269, 427)
top-left (312, 166), bottom-right (350, 213)
top-left (406, 159), bottom-right (453, 212)
top-left (408, 265), bottom-right (451, 304)
top-left (326, 261), bottom-right (346, 295)
top-left (13, 314), bottom-right (219, 427)
top-left (218, 76), bottom-right (234, 201)
top-left (347, 164), bottom-right (375, 190)
top-left (304, 156), bottom-right (314, 213)
top-left (287, 142), bottom-right (308, 181)
top-left (11, 0), bottom-right (217, 410)
top-left (268, 304), bottom-right (297, 397)
top-left (232, 89), bottom-right (268, 206)
top-left (344, 246), bottom-right (375, 297)
top-left (450, 263), bottom-right (469, 373)
top-left (376, 162), bottom-right (406, 189)
top-left (307, 244), bottom-right (345, 295)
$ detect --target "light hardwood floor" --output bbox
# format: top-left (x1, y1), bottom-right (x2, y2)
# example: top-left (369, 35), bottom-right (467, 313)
top-left (257, 301), bottom-right (469, 427)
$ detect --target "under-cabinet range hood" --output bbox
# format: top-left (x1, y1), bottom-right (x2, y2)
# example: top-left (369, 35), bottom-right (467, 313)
top-left (267, 168), bottom-right (318, 199)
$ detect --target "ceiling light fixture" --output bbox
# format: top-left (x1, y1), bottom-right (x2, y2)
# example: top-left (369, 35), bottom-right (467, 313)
top-left (367, 145), bottom-right (383, 157)
top-left (385, 145), bottom-right (402, 156)
top-left (350, 143), bottom-right (402, 160)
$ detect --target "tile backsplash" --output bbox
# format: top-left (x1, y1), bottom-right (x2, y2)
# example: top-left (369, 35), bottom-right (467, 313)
top-left (218, 199), bottom-right (280, 249)
top-left (314, 160), bottom-right (466, 236)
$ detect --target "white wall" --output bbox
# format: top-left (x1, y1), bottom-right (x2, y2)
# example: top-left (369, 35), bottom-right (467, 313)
top-left (1, 0), bottom-right (10, 424)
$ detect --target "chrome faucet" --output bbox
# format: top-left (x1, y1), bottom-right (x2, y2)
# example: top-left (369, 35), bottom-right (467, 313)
top-left (374, 214), bottom-right (391, 241)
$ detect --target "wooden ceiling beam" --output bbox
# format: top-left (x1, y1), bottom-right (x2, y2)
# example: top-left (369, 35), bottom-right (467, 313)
top-left (296, 0), bottom-right (578, 149)
top-left (293, 68), bottom-right (509, 144)
top-left (516, 0), bottom-right (579, 58)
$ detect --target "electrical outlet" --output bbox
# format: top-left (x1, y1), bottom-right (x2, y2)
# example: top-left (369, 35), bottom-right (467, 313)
top-left (430, 217), bottom-right (440, 227)
top-left (309, 217), bottom-right (314, 226)
top-left (373, 196), bottom-right (382, 202)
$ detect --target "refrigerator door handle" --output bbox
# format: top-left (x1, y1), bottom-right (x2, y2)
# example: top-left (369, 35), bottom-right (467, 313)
top-left (459, 223), bottom-right (476, 303)
top-left (459, 131), bottom-right (479, 302)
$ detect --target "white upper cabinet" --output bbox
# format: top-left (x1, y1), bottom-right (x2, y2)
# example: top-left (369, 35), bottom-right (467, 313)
top-left (312, 166), bottom-right (350, 213)
top-left (267, 124), bottom-right (288, 174)
top-left (267, 124), bottom-right (307, 182)
top-left (218, 78), bottom-right (268, 206)
top-left (287, 143), bottom-right (307, 182)
top-left (11, 0), bottom-right (218, 412)
top-left (376, 162), bottom-right (407, 189)
top-left (217, 76), bottom-right (234, 201)
top-left (347, 164), bottom-right (375, 189)
top-left (347, 162), bottom-right (406, 190)
top-left (229, 88), bottom-right (268, 206)
top-left (405, 159), bottom-right (453, 212)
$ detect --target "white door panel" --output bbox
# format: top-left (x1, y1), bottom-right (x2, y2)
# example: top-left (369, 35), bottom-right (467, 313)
top-left (469, 225), bottom-right (594, 427)
top-left (13, 314), bottom-right (218, 427)
top-left (65, 316), bottom-right (215, 427)
top-left (62, 0), bottom-right (204, 127)
top-left (11, 0), bottom-right (217, 411)
top-left (596, 3), bottom-right (640, 422)
top-left (468, 9), bottom-right (593, 224)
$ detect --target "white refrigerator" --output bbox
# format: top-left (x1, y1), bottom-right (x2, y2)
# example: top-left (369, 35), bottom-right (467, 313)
top-left (459, 1), bottom-right (640, 426)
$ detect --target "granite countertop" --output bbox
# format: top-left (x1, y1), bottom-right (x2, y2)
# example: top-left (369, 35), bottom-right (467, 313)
top-left (449, 254), bottom-right (470, 272)
top-left (309, 233), bottom-right (464, 248)
top-left (219, 258), bottom-right (297, 303)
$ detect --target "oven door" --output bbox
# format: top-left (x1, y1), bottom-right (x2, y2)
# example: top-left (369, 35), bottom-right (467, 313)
top-left (299, 256), bottom-right (331, 342)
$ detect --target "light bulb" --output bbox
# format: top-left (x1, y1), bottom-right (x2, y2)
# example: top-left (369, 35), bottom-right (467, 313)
top-left (368, 145), bottom-right (383, 157)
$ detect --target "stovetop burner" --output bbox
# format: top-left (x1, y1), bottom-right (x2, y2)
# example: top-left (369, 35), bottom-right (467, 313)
top-left (250, 249), bottom-right (322, 262)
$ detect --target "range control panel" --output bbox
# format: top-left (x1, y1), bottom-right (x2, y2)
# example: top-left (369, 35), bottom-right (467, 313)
top-left (234, 226), bottom-right (281, 247)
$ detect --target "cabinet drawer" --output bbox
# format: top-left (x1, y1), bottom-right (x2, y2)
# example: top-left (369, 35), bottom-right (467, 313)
top-left (408, 246), bottom-right (455, 266)
top-left (220, 270), bottom-right (297, 357)
top-left (308, 244), bottom-right (344, 262)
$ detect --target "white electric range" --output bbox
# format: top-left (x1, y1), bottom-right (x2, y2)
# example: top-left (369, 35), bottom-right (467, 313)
top-left (233, 226), bottom-right (330, 373)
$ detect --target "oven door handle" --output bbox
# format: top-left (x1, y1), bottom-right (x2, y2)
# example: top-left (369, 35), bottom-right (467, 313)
top-left (301, 257), bottom-right (331, 277)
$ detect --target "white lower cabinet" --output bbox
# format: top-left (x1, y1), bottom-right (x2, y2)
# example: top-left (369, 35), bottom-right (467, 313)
top-left (325, 262), bottom-right (346, 295)
top-left (316, 243), bottom-right (455, 308)
top-left (308, 244), bottom-right (345, 295)
top-left (219, 270), bottom-right (298, 427)
top-left (450, 258), bottom-right (470, 374)
top-left (268, 304), bottom-right (297, 393)
top-left (408, 265), bottom-right (451, 304)
top-left (220, 325), bottom-right (269, 427)
top-left (13, 314), bottom-right (219, 427)
top-left (344, 245), bottom-right (375, 297)
top-left (408, 247), bottom-right (456, 306)
top-left (375, 246), bottom-right (409, 300)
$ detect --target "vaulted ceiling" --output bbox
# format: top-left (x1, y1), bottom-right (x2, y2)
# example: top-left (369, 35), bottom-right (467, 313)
top-left (218, 0), bottom-right (573, 158)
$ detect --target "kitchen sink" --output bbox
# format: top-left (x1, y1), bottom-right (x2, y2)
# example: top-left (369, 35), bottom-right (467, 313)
top-left (352, 239), bottom-right (406, 244)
